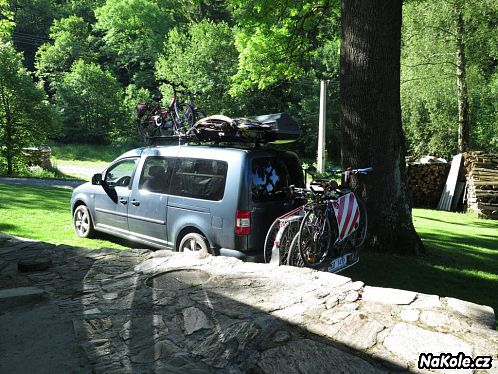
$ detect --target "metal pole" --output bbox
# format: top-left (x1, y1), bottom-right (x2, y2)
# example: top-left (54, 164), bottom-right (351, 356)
top-left (317, 80), bottom-right (327, 173)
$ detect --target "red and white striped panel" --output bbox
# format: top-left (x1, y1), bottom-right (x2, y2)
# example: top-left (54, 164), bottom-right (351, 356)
top-left (332, 192), bottom-right (360, 242)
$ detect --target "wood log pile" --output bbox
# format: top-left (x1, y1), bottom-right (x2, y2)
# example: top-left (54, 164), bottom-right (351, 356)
top-left (463, 151), bottom-right (498, 219)
top-left (22, 146), bottom-right (52, 169)
top-left (406, 162), bottom-right (450, 208)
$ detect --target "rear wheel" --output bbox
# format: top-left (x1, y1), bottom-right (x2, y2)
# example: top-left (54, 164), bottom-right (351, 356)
top-left (298, 209), bottom-right (332, 268)
top-left (263, 218), bottom-right (280, 263)
top-left (178, 233), bottom-right (209, 255)
top-left (73, 205), bottom-right (95, 238)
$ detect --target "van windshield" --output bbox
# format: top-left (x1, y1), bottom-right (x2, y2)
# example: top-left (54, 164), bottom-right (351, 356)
top-left (251, 156), bottom-right (303, 202)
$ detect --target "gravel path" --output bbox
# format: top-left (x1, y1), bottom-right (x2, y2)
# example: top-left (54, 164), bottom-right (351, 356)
top-left (0, 177), bottom-right (85, 189)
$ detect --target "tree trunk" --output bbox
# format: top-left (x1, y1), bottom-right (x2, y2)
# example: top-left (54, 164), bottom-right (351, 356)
top-left (340, 0), bottom-right (424, 254)
top-left (455, 0), bottom-right (469, 153)
top-left (0, 85), bottom-right (13, 176)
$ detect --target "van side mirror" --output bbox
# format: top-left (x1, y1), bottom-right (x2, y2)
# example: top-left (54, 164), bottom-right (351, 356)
top-left (92, 173), bottom-right (103, 185)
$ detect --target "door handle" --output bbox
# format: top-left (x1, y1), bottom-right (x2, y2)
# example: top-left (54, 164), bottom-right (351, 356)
top-left (131, 199), bottom-right (140, 206)
top-left (119, 198), bottom-right (128, 205)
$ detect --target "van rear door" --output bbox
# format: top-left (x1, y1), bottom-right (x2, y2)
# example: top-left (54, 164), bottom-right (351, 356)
top-left (248, 154), bottom-right (304, 252)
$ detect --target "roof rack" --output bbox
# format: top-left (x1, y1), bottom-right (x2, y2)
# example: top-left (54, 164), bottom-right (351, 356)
top-left (146, 113), bottom-right (302, 147)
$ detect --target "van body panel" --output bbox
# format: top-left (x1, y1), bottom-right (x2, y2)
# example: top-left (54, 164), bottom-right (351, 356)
top-left (71, 144), bottom-right (303, 260)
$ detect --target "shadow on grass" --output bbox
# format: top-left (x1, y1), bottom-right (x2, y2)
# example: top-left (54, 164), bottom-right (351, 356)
top-left (0, 223), bottom-right (18, 232)
top-left (421, 230), bottom-right (498, 255)
top-left (0, 184), bottom-right (73, 212)
top-left (415, 214), bottom-right (498, 230)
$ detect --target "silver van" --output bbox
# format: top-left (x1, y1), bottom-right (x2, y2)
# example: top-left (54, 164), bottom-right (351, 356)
top-left (70, 144), bottom-right (304, 260)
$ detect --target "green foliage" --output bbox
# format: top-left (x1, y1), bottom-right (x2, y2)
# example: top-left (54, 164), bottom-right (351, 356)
top-left (119, 84), bottom-right (151, 144)
top-left (60, 0), bottom-right (106, 23)
top-left (54, 60), bottom-right (124, 144)
top-left (0, 43), bottom-right (58, 175)
top-left (401, 0), bottom-right (498, 157)
top-left (229, 0), bottom-right (339, 95)
top-left (94, 0), bottom-right (172, 86)
top-left (35, 16), bottom-right (97, 90)
top-left (156, 20), bottom-right (238, 115)
top-left (0, 0), bottom-right (15, 42)
top-left (8, 0), bottom-right (62, 69)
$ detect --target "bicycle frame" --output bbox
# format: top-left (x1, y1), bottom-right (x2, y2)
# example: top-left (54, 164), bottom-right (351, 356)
top-left (268, 205), bottom-right (305, 265)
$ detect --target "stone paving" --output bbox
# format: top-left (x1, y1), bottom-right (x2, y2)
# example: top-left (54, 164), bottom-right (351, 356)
top-left (0, 233), bottom-right (497, 373)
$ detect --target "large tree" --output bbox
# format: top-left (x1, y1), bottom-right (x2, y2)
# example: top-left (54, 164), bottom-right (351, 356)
top-left (340, 0), bottom-right (424, 254)
top-left (0, 43), bottom-right (57, 175)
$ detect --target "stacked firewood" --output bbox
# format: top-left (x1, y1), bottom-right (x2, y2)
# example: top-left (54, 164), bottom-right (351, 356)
top-left (463, 152), bottom-right (498, 219)
top-left (22, 147), bottom-right (52, 169)
top-left (406, 162), bottom-right (450, 208)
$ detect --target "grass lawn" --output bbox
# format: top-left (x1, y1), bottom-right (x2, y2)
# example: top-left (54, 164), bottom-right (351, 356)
top-left (1, 182), bottom-right (497, 321)
top-left (0, 183), bottom-right (131, 250)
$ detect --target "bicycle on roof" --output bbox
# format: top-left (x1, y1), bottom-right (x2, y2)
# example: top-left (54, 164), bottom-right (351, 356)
top-left (135, 80), bottom-right (205, 142)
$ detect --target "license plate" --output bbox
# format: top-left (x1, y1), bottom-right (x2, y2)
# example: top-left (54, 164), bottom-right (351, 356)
top-left (327, 252), bottom-right (359, 273)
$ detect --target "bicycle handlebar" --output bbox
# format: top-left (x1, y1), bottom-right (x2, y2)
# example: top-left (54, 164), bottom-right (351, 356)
top-left (326, 166), bottom-right (373, 175)
top-left (157, 79), bottom-right (187, 90)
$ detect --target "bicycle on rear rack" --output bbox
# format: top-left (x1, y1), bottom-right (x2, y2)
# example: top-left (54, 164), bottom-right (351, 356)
top-left (263, 186), bottom-right (309, 265)
top-left (286, 166), bottom-right (373, 273)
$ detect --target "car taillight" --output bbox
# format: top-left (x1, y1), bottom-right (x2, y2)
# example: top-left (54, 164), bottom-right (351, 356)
top-left (235, 210), bottom-right (251, 235)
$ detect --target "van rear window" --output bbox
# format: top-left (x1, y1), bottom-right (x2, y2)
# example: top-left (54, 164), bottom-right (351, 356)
top-left (251, 156), bottom-right (303, 202)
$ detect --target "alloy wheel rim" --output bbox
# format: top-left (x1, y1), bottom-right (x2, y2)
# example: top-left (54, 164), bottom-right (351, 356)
top-left (75, 209), bottom-right (89, 235)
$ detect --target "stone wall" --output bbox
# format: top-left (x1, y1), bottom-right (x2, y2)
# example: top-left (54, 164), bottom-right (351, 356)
top-left (0, 233), bottom-right (496, 373)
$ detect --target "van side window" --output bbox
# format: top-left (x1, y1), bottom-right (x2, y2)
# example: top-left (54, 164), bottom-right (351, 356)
top-left (251, 157), bottom-right (302, 201)
top-left (104, 158), bottom-right (138, 188)
top-left (170, 158), bottom-right (228, 201)
top-left (139, 157), bottom-right (175, 194)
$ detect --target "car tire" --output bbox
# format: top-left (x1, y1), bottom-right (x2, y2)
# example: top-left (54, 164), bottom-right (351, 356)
top-left (178, 233), bottom-right (209, 255)
top-left (73, 205), bottom-right (96, 238)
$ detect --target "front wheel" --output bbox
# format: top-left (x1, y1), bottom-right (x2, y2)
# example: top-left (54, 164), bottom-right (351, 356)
top-left (73, 205), bottom-right (95, 238)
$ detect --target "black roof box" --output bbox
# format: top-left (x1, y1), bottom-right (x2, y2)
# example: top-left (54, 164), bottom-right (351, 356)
top-left (250, 113), bottom-right (302, 144)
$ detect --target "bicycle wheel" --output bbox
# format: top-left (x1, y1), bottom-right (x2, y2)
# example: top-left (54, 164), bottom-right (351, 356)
top-left (194, 108), bottom-right (206, 123)
top-left (286, 233), bottom-right (304, 267)
top-left (298, 209), bottom-right (332, 268)
top-left (346, 198), bottom-right (368, 249)
top-left (263, 218), bottom-right (280, 264)
top-left (277, 219), bottom-right (301, 264)
top-left (174, 103), bottom-right (195, 133)
top-left (137, 116), bottom-right (159, 141)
